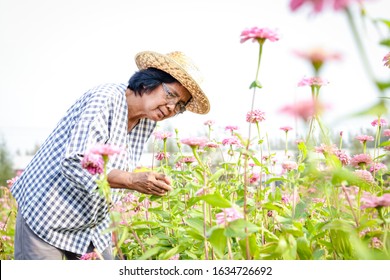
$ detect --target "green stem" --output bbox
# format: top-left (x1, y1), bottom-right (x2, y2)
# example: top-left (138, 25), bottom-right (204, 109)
top-left (285, 132), bottom-right (288, 156)
top-left (341, 185), bottom-right (359, 227)
top-left (250, 41), bottom-right (264, 111)
top-left (378, 207), bottom-right (388, 254)
top-left (247, 41), bottom-right (264, 145)
top-left (192, 146), bottom-right (208, 172)
top-left (202, 200), bottom-right (209, 260)
top-left (163, 139), bottom-right (169, 166)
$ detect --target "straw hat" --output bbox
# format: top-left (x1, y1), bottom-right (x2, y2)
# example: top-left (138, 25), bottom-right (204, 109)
top-left (135, 51), bottom-right (210, 114)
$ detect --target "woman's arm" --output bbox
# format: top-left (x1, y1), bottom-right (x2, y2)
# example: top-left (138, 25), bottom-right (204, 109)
top-left (107, 169), bottom-right (172, 196)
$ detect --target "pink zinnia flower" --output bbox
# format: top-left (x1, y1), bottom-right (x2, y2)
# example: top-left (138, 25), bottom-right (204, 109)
top-left (371, 237), bottom-right (382, 249)
top-left (335, 149), bottom-right (350, 166)
top-left (371, 118), bottom-right (388, 127)
top-left (155, 152), bottom-right (170, 161)
top-left (203, 120), bottom-right (215, 126)
top-left (280, 126), bottom-right (293, 132)
top-left (370, 163), bottom-right (388, 173)
top-left (216, 207), bottom-right (243, 225)
top-left (350, 154), bottom-right (372, 168)
top-left (205, 141), bottom-right (219, 149)
top-left (6, 176), bottom-right (19, 188)
top-left (225, 125), bottom-right (239, 133)
top-left (383, 52), bottom-right (390, 68)
top-left (181, 137), bottom-right (209, 148)
top-left (290, 0), bottom-right (326, 12)
top-left (312, 197), bottom-right (326, 204)
top-left (354, 170), bottom-right (375, 184)
top-left (81, 153), bottom-right (104, 175)
top-left (240, 27), bottom-right (280, 43)
top-left (289, 0), bottom-right (361, 13)
top-left (153, 131), bottom-right (173, 140)
top-left (279, 99), bottom-right (327, 121)
top-left (281, 189), bottom-right (300, 205)
top-left (293, 47), bottom-right (342, 65)
top-left (383, 129), bottom-right (390, 137)
top-left (1, 236), bottom-right (11, 241)
top-left (298, 76), bottom-right (329, 87)
top-left (282, 160), bottom-right (298, 171)
top-left (169, 254), bottom-right (180, 260)
top-left (314, 143), bottom-right (337, 154)
top-left (89, 143), bottom-right (122, 156)
top-left (121, 192), bottom-right (138, 203)
top-left (181, 156), bottom-right (196, 164)
top-left (222, 137), bottom-right (240, 146)
top-left (361, 193), bottom-right (390, 209)
top-left (79, 251), bottom-right (99, 260)
top-left (355, 135), bottom-right (375, 144)
top-left (249, 173), bottom-right (260, 184)
top-left (246, 109), bottom-right (266, 123)
top-left (281, 195), bottom-right (290, 204)
top-left (195, 188), bottom-right (206, 196)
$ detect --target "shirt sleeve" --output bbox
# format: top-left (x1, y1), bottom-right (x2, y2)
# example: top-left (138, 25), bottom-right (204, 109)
top-left (60, 87), bottom-right (119, 194)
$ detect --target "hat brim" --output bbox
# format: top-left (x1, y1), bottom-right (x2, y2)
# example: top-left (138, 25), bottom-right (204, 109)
top-left (135, 51), bottom-right (210, 114)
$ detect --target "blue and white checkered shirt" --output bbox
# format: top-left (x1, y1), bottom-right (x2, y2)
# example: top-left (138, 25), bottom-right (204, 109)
top-left (11, 83), bottom-right (156, 255)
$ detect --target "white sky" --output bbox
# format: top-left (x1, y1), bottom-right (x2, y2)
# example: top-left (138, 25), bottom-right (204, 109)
top-left (1, 0), bottom-right (389, 155)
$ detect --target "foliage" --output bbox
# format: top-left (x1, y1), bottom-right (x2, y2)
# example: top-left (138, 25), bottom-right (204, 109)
top-left (1, 0), bottom-right (390, 261)
top-left (0, 137), bottom-right (14, 187)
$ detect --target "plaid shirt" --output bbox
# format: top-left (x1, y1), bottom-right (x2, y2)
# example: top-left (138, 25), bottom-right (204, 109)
top-left (11, 83), bottom-right (156, 255)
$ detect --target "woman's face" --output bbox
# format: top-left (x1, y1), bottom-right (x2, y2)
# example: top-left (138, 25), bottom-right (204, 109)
top-left (143, 82), bottom-right (192, 121)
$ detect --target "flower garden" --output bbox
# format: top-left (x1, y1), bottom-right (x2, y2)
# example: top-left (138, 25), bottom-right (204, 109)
top-left (1, 0), bottom-right (390, 260)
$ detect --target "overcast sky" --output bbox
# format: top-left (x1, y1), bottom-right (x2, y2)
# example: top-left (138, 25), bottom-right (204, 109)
top-left (1, 0), bottom-right (389, 156)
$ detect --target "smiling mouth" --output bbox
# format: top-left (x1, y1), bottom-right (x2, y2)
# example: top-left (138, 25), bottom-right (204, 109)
top-left (158, 108), bottom-right (166, 118)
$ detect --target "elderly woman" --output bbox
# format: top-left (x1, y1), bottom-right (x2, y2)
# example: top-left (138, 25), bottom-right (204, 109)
top-left (11, 51), bottom-right (210, 260)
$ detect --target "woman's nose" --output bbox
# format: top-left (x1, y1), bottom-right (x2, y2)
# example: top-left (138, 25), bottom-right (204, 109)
top-left (166, 103), bottom-right (176, 113)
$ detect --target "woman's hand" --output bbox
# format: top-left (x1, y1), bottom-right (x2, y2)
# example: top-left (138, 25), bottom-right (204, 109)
top-left (128, 171), bottom-right (172, 196)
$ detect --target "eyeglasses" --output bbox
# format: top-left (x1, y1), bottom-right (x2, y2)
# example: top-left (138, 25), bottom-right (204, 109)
top-left (161, 83), bottom-right (188, 114)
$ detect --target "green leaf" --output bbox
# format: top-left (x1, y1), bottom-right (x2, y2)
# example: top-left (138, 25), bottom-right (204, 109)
top-left (349, 100), bottom-right (388, 118)
top-left (184, 217), bottom-right (205, 236)
top-left (208, 228), bottom-right (227, 257)
top-left (224, 219), bottom-right (260, 238)
top-left (131, 221), bottom-right (159, 228)
top-left (329, 229), bottom-right (353, 258)
top-left (261, 227), bottom-right (279, 242)
top-left (249, 156), bottom-right (263, 166)
top-left (296, 237), bottom-right (312, 260)
top-left (192, 172), bottom-right (204, 185)
top-left (331, 168), bottom-right (373, 190)
top-left (249, 80), bottom-right (262, 89)
top-left (297, 141), bottom-right (307, 161)
top-left (379, 38), bottom-right (390, 47)
top-left (261, 202), bottom-right (283, 212)
top-left (161, 245), bottom-right (186, 260)
top-left (275, 235), bottom-right (297, 260)
top-left (376, 81), bottom-right (390, 91)
top-left (144, 236), bottom-right (160, 246)
top-left (209, 168), bottom-right (226, 183)
top-left (380, 140), bottom-right (390, 147)
top-left (264, 177), bottom-right (287, 185)
top-left (185, 229), bottom-right (204, 240)
top-left (137, 246), bottom-right (161, 260)
top-left (322, 219), bottom-right (354, 232)
top-left (199, 192), bottom-right (232, 208)
top-left (374, 18), bottom-right (390, 29)
top-left (238, 233), bottom-right (258, 258)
